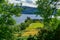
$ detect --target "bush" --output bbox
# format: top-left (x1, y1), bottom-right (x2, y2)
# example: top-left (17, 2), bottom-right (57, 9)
top-left (0, 25), bottom-right (14, 40)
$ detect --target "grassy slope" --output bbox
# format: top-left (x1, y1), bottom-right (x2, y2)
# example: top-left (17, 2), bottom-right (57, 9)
top-left (26, 22), bottom-right (44, 30)
top-left (21, 22), bottom-right (44, 37)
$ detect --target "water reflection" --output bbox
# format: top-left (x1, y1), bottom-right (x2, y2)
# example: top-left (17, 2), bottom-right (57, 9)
top-left (13, 14), bottom-right (42, 24)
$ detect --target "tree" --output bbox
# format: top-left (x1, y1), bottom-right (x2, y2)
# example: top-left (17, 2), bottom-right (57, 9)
top-left (0, 0), bottom-right (22, 40)
top-left (56, 9), bottom-right (60, 16)
top-left (36, 0), bottom-right (57, 23)
top-left (36, 0), bottom-right (59, 40)
top-left (27, 35), bottom-right (36, 40)
top-left (17, 17), bottom-right (33, 30)
top-left (54, 20), bottom-right (60, 40)
top-left (36, 0), bottom-right (59, 31)
top-left (0, 0), bottom-right (5, 3)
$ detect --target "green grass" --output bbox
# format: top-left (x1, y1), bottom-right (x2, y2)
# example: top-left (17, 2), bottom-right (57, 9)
top-left (16, 22), bottom-right (44, 37)
top-left (26, 22), bottom-right (44, 30)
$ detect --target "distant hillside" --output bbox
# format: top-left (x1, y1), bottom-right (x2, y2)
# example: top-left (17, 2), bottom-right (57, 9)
top-left (22, 6), bottom-right (37, 14)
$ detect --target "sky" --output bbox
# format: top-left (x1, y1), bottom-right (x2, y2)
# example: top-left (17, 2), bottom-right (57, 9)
top-left (8, 0), bottom-right (37, 8)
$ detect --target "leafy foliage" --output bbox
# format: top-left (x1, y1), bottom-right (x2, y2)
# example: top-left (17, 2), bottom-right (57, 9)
top-left (0, 25), bottom-right (14, 40)
top-left (18, 17), bottom-right (33, 30)
top-left (54, 23), bottom-right (60, 40)
top-left (0, 0), bottom-right (5, 3)
top-left (36, 0), bottom-right (59, 40)
top-left (0, 1), bottom-right (22, 40)
top-left (27, 35), bottom-right (36, 40)
top-left (56, 9), bottom-right (60, 16)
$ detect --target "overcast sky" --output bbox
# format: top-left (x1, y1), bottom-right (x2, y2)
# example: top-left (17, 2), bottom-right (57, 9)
top-left (9, 0), bottom-right (37, 7)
